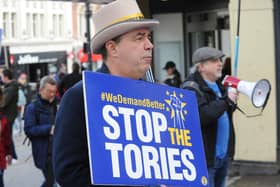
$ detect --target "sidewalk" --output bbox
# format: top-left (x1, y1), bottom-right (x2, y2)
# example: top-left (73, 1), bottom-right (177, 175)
top-left (4, 133), bottom-right (280, 187)
top-left (5, 133), bottom-right (43, 187)
top-left (228, 175), bottom-right (280, 187)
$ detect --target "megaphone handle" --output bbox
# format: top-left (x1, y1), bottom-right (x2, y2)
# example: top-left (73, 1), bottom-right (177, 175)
top-left (236, 105), bottom-right (247, 115)
top-left (236, 105), bottom-right (264, 118)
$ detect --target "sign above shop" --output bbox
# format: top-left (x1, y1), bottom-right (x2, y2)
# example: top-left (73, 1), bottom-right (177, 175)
top-left (13, 51), bottom-right (66, 65)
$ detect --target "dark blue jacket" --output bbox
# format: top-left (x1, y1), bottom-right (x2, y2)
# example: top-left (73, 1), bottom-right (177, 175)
top-left (24, 95), bottom-right (57, 170)
top-left (53, 64), bottom-right (110, 187)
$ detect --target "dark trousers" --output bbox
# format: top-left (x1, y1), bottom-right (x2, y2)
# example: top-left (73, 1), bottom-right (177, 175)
top-left (0, 170), bottom-right (3, 187)
top-left (10, 121), bottom-right (17, 159)
top-left (207, 157), bottom-right (229, 187)
top-left (41, 156), bottom-right (55, 187)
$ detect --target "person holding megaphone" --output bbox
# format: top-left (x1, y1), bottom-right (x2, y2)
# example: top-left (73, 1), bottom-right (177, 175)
top-left (182, 47), bottom-right (238, 187)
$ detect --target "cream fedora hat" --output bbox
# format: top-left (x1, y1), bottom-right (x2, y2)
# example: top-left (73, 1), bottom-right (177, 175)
top-left (91, 0), bottom-right (159, 53)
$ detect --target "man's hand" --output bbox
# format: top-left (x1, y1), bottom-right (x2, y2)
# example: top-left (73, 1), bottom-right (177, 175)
top-left (6, 155), bottom-right (12, 165)
top-left (227, 89), bottom-right (239, 104)
top-left (50, 126), bottom-right (55, 135)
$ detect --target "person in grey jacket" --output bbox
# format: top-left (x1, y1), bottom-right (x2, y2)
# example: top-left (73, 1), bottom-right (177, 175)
top-left (52, 0), bottom-right (159, 186)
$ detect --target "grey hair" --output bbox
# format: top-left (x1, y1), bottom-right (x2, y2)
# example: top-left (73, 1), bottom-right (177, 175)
top-left (39, 76), bottom-right (57, 89)
top-left (189, 60), bottom-right (207, 74)
top-left (189, 63), bottom-right (200, 74)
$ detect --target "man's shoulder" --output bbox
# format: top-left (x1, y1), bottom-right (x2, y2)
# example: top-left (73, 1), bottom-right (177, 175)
top-left (69, 80), bottom-right (83, 92)
top-left (61, 80), bottom-right (84, 101)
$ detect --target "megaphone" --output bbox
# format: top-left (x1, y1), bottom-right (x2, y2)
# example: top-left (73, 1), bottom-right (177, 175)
top-left (222, 75), bottom-right (271, 108)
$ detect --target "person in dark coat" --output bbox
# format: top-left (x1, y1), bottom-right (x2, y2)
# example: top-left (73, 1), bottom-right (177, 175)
top-left (0, 69), bottom-right (18, 160)
top-left (182, 47), bottom-right (238, 187)
top-left (58, 62), bottom-right (82, 97)
top-left (163, 61), bottom-right (182, 88)
top-left (52, 0), bottom-right (159, 187)
top-left (24, 76), bottom-right (58, 187)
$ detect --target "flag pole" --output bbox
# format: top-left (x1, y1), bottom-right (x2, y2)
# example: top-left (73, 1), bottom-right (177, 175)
top-left (233, 0), bottom-right (241, 76)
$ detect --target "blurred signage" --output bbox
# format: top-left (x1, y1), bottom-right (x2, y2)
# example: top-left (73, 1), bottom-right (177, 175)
top-left (13, 51), bottom-right (66, 65)
top-left (0, 28), bottom-right (2, 48)
top-left (83, 71), bottom-right (209, 186)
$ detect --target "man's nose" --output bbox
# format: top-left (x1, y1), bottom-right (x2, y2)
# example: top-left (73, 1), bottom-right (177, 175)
top-left (145, 38), bottom-right (154, 50)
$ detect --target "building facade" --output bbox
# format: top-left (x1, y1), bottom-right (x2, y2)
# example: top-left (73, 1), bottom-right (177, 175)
top-left (0, 0), bottom-right (74, 82)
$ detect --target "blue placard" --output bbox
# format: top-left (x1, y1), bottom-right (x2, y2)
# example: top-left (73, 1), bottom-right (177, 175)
top-left (83, 71), bottom-right (208, 187)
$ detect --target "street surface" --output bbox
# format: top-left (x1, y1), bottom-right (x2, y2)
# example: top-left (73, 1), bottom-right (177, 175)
top-left (4, 133), bottom-right (280, 187)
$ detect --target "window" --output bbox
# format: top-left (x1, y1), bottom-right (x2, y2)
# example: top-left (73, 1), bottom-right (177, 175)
top-left (3, 0), bottom-right (8, 7)
top-left (11, 13), bottom-right (16, 38)
top-left (59, 15), bottom-right (63, 36)
top-left (3, 13), bottom-right (8, 38)
top-left (59, 2), bottom-right (63, 9)
top-left (40, 14), bottom-right (44, 37)
top-left (11, 0), bottom-right (16, 7)
top-left (26, 1), bottom-right (30, 8)
top-left (33, 14), bottom-right (39, 37)
top-left (33, 1), bottom-right (37, 8)
top-left (53, 14), bottom-right (57, 37)
top-left (26, 13), bottom-right (31, 37)
top-left (40, 2), bottom-right (44, 9)
top-left (52, 2), bottom-right (57, 9)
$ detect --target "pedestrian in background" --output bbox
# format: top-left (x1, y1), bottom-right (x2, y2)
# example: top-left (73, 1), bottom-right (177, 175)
top-left (17, 72), bottom-right (32, 104)
top-left (58, 62), bottom-right (82, 98)
top-left (24, 76), bottom-right (58, 187)
top-left (221, 57), bottom-right (232, 81)
top-left (0, 88), bottom-right (12, 187)
top-left (182, 47), bottom-right (238, 187)
top-left (53, 0), bottom-right (159, 186)
top-left (163, 61), bottom-right (182, 88)
top-left (0, 69), bottom-right (18, 161)
top-left (13, 73), bottom-right (28, 135)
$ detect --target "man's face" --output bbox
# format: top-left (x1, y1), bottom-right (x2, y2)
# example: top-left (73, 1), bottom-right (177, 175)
top-left (18, 74), bottom-right (27, 85)
top-left (166, 67), bottom-right (174, 76)
top-left (198, 58), bottom-right (223, 82)
top-left (1, 75), bottom-right (9, 84)
top-left (39, 83), bottom-right (57, 102)
top-left (112, 28), bottom-right (154, 79)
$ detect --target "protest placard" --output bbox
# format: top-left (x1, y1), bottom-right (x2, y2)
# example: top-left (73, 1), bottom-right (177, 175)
top-left (83, 71), bottom-right (208, 186)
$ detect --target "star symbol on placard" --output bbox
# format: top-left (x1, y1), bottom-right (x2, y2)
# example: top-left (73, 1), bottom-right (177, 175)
top-left (164, 91), bottom-right (188, 121)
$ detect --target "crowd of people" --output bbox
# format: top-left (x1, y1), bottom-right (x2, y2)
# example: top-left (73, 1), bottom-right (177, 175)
top-left (0, 62), bottom-right (82, 187)
top-left (0, 1), bottom-right (235, 187)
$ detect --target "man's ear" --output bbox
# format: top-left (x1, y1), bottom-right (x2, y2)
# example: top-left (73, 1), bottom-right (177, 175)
top-left (105, 40), bottom-right (118, 57)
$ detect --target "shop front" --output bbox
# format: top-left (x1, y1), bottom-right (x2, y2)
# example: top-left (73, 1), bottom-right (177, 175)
top-left (12, 51), bottom-right (67, 83)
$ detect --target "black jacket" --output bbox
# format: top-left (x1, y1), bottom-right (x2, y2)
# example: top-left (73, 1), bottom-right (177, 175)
top-left (58, 72), bottom-right (82, 97)
top-left (0, 81), bottom-right (18, 124)
top-left (164, 70), bottom-right (182, 88)
top-left (183, 71), bottom-right (236, 167)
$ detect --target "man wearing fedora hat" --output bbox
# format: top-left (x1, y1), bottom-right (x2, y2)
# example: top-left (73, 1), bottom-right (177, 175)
top-left (182, 47), bottom-right (238, 187)
top-left (53, 0), bottom-right (159, 187)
